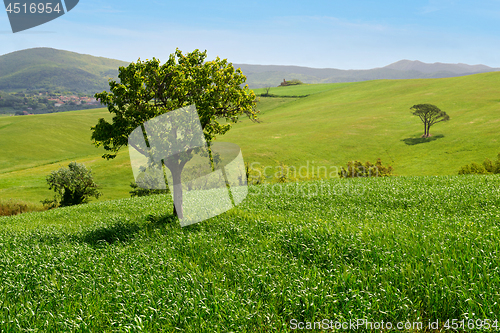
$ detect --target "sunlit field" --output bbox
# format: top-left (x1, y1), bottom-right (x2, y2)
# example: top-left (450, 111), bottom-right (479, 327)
top-left (1, 175), bottom-right (499, 331)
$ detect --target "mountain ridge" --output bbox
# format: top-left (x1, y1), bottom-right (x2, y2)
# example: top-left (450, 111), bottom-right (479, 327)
top-left (0, 48), bottom-right (129, 93)
top-left (383, 59), bottom-right (494, 74)
top-left (1, 47), bottom-right (498, 91)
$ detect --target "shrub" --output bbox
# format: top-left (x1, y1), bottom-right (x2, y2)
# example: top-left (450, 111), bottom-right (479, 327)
top-left (44, 162), bottom-right (101, 207)
top-left (459, 153), bottom-right (500, 175)
top-left (129, 182), bottom-right (170, 197)
top-left (245, 162), bottom-right (267, 185)
top-left (286, 79), bottom-right (303, 85)
top-left (274, 161), bottom-right (299, 183)
top-left (339, 158), bottom-right (393, 178)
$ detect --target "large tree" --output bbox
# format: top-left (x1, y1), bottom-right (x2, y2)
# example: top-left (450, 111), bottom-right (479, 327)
top-left (91, 49), bottom-right (258, 218)
top-left (410, 103), bottom-right (449, 138)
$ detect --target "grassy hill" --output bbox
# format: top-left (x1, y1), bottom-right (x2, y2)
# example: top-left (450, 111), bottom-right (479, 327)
top-left (1, 175), bottom-right (499, 330)
top-left (220, 72), bottom-right (500, 177)
top-left (0, 108), bottom-right (134, 202)
top-left (0, 48), bottom-right (129, 93)
top-left (1, 72), bottom-right (499, 205)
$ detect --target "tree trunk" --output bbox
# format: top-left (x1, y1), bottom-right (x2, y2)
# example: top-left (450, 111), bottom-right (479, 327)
top-left (424, 122), bottom-right (429, 137)
top-left (164, 152), bottom-right (193, 220)
top-left (164, 158), bottom-right (187, 220)
top-left (171, 167), bottom-right (183, 219)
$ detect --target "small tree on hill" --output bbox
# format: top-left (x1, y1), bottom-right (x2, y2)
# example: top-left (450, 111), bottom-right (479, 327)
top-left (43, 162), bottom-right (101, 207)
top-left (410, 104), bottom-right (449, 138)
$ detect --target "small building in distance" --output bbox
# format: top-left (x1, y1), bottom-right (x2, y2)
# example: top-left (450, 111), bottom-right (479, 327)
top-left (279, 79), bottom-right (303, 87)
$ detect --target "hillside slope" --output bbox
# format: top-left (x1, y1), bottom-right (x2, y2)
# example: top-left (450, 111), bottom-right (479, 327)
top-left (219, 71), bottom-right (500, 176)
top-left (1, 72), bottom-right (499, 203)
top-left (0, 48), bottom-right (129, 93)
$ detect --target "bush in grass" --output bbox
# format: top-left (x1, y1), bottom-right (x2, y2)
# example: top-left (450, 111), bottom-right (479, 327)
top-left (339, 158), bottom-right (393, 178)
top-left (43, 162), bottom-right (101, 207)
top-left (459, 153), bottom-right (500, 175)
top-left (245, 162), bottom-right (266, 185)
top-left (458, 162), bottom-right (488, 175)
top-left (129, 182), bottom-right (170, 197)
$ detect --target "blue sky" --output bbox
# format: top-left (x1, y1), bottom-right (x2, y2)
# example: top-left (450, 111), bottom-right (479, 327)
top-left (1, 0), bottom-right (500, 69)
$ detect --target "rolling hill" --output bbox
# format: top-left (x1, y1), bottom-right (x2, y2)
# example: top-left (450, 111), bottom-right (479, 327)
top-left (234, 60), bottom-right (500, 88)
top-left (1, 71), bottom-right (499, 204)
top-left (0, 48), bottom-right (129, 93)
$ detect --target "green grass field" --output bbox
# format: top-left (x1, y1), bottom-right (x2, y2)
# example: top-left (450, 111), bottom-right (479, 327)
top-left (254, 82), bottom-right (356, 97)
top-left (226, 72), bottom-right (500, 177)
top-left (0, 109), bottom-right (135, 205)
top-left (1, 73), bottom-right (500, 331)
top-left (1, 72), bottom-right (499, 204)
top-left (1, 175), bottom-right (499, 331)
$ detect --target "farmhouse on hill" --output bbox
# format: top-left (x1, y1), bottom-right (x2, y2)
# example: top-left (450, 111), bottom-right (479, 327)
top-left (279, 79), bottom-right (302, 86)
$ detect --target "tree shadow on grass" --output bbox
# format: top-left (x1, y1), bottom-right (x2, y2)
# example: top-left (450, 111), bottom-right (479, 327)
top-left (79, 219), bottom-right (142, 246)
top-left (78, 214), bottom-right (178, 246)
top-left (402, 134), bottom-right (444, 146)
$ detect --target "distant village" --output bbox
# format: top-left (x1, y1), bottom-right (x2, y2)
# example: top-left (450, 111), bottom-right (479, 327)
top-left (0, 91), bottom-right (103, 115)
top-left (47, 94), bottom-right (100, 108)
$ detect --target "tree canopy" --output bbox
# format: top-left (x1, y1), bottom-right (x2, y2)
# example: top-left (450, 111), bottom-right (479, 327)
top-left (410, 103), bottom-right (449, 138)
top-left (92, 48), bottom-right (257, 160)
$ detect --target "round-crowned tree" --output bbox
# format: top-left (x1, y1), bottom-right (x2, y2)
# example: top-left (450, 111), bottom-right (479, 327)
top-left (44, 162), bottom-right (101, 207)
top-left (91, 48), bottom-right (258, 218)
top-left (410, 103), bottom-right (450, 138)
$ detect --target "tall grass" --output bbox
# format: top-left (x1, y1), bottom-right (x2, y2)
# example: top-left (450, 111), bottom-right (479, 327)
top-left (0, 198), bottom-right (46, 216)
top-left (0, 175), bottom-right (499, 331)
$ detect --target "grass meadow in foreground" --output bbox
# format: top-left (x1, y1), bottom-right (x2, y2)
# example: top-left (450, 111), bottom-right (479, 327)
top-left (0, 175), bottom-right (499, 332)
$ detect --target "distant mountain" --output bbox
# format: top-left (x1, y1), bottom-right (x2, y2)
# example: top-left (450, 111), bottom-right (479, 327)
top-left (383, 60), bottom-right (493, 74)
top-left (0, 48), bottom-right (129, 94)
top-left (233, 61), bottom-right (500, 88)
top-left (1, 48), bottom-right (498, 92)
